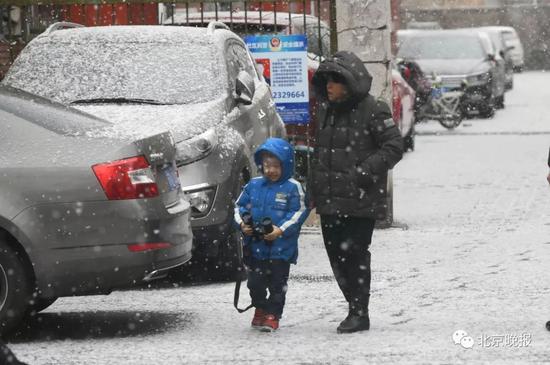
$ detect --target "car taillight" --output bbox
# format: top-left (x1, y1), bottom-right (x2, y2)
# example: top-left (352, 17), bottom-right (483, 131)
top-left (127, 242), bottom-right (171, 252)
top-left (92, 156), bottom-right (159, 200)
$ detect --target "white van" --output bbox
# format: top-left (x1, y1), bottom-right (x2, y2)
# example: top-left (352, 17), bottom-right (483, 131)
top-left (480, 26), bottom-right (524, 72)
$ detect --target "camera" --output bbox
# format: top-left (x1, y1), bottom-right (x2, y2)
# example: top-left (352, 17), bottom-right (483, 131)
top-left (241, 212), bottom-right (274, 243)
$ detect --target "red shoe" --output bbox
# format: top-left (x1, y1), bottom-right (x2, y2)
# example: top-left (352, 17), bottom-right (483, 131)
top-left (260, 314), bottom-right (279, 332)
top-left (251, 308), bottom-right (266, 328)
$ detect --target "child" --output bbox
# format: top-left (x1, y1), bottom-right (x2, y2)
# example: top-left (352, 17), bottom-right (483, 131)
top-left (234, 138), bottom-right (310, 332)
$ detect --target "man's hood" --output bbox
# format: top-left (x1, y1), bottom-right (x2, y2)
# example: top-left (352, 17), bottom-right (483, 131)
top-left (415, 59), bottom-right (490, 76)
top-left (254, 138), bottom-right (295, 183)
top-left (312, 51), bottom-right (372, 105)
top-left (74, 98), bottom-right (225, 142)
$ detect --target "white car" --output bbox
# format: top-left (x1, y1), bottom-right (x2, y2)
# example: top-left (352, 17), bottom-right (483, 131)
top-left (480, 26), bottom-right (524, 72)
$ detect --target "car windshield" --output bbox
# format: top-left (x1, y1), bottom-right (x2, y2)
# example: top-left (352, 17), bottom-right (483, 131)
top-left (3, 39), bottom-right (225, 105)
top-left (398, 34), bottom-right (485, 60)
top-left (502, 32), bottom-right (517, 45)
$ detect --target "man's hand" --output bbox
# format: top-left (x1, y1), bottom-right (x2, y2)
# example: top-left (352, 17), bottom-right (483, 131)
top-left (241, 222), bottom-right (253, 236)
top-left (263, 226), bottom-right (283, 241)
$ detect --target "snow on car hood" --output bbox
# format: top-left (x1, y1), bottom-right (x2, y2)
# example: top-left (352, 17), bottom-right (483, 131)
top-left (415, 59), bottom-right (490, 76)
top-left (74, 99), bottom-right (226, 142)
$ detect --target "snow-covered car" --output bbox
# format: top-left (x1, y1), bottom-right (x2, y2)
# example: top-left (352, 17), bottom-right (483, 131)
top-left (0, 85), bottom-right (193, 335)
top-left (391, 67), bottom-right (416, 151)
top-left (480, 26), bottom-right (524, 72)
top-left (478, 26), bottom-right (515, 90)
top-left (397, 29), bottom-right (505, 118)
top-left (2, 23), bottom-right (285, 279)
top-left (163, 10), bottom-right (327, 148)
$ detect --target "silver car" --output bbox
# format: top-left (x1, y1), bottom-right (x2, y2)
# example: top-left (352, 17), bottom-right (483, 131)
top-left (3, 23), bottom-right (285, 279)
top-left (479, 26), bottom-right (515, 90)
top-left (397, 29), bottom-right (505, 118)
top-left (0, 86), bottom-right (193, 334)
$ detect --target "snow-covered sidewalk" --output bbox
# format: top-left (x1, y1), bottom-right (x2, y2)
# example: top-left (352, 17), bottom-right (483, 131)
top-left (10, 72), bottom-right (550, 364)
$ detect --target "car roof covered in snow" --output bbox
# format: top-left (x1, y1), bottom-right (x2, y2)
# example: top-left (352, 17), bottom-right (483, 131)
top-left (477, 25), bottom-right (517, 33)
top-left (37, 25), bottom-right (213, 44)
top-left (398, 28), bottom-right (484, 37)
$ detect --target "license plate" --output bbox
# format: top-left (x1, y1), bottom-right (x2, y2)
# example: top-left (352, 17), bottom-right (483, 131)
top-left (162, 164), bottom-right (181, 192)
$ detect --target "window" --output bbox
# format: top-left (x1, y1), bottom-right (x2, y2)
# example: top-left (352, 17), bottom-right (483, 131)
top-left (226, 41), bottom-right (259, 92)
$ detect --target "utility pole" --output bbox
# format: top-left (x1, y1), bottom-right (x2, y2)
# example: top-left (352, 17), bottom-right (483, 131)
top-left (335, 0), bottom-right (392, 103)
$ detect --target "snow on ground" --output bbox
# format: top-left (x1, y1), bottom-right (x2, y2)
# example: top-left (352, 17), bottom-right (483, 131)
top-left (9, 71), bottom-right (550, 364)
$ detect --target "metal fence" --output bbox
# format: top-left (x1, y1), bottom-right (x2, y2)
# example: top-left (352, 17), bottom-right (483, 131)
top-left (1, 1), bottom-right (336, 80)
top-left (0, 1), bottom-right (336, 49)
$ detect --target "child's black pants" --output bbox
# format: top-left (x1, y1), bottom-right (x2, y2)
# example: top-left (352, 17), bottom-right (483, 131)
top-left (247, 257), bottom-right (290, 319)
top-left (320, 215), bottom-right (376, 311)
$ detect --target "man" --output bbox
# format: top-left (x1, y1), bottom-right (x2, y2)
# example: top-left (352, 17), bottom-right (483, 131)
top-left (310, 51), bottom-right (404, 334)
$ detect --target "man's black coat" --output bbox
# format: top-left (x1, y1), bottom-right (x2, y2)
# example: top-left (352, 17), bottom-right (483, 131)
top-left (310, 51), bottom-right (404, 219)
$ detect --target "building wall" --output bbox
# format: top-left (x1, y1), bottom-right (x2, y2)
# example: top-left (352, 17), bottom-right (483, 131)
top-left (401, 0), bottom-right (528, 10)
top-left (336, 0), bottom-right (392, 102)
top-left (402, 0), bottom-right (491, 9)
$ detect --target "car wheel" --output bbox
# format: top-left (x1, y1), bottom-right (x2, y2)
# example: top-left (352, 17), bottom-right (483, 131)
top-left (479, 99), bottom-right (496, 118)
top-left (28, 296), bottom-right (57, 316)
top-left (376, 171), bottom-right (393, 229)
top-left (209, 230), bottom-right (246, 282)
top-left (495, 94), bottom-right (505, 109)
top-left (505, 79), bottom-right (513, 90)
top-left (208, 167), bottom-right (249, 282)
top-left (0, 240), bottom-right (32, 335)
top-left (404, 125), bottom-right (415, 152)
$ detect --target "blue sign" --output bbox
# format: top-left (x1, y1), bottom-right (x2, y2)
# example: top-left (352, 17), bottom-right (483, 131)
top-left (245, 35), bottom-right (310, 125)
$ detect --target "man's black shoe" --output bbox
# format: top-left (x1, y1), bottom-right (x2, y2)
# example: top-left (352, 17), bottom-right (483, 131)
top-left (336, 314), bottom-right (370, 334)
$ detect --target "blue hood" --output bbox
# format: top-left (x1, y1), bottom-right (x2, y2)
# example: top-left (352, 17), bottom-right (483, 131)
top-left (254, 138), bottom-right (295, 182)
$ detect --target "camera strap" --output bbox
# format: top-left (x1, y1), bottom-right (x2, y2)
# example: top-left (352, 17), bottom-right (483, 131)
top-left (234, 238), bottom-right (253, 313)
top-left (234, 278), bottom-right (253, 313)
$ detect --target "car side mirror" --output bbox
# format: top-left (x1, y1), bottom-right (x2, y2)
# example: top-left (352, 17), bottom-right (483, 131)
top-left (235, 70), bottom-right (255, 106)
top-left (499, 50), bottom-right (505, 58)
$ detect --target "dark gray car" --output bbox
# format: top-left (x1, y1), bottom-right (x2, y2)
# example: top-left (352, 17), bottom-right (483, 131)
top-left (0, 86), bottom-right (193, 334)
top-left (2, 23), bottom-right (285, 279)
top-left (397, 29), bottom-right (506, 118)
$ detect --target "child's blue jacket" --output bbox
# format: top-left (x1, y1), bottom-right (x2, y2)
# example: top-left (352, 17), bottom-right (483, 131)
top-left (234, 138), bottom-right (310, 263)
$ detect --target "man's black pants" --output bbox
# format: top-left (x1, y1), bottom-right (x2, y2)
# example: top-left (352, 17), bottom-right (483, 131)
top-left (247, 258), bottom-right (290, 319)
top-left (320, 215), bottom-right (376, 311)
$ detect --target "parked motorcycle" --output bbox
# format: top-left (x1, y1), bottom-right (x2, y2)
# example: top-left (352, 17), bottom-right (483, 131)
top-left (419, 76), bottom-right (466, 129)
top-left (397, 60), bottom-right (466, 130)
